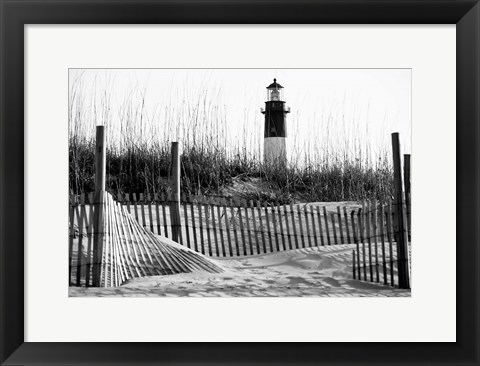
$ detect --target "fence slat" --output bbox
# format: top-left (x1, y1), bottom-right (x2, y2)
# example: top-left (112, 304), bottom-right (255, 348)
top-left (226, 200), bottom-right (234, 256)
top-left (153, 194), bottom-right (162, 235)
top-left (344, 207), bottom-right (351, 243)
top-left (217, 202), bottom-right (226, 257)
top-left (75, 202), bottom-right (85, 286)
top-left (316, 206), bottom-right (325, 246)
top-left (331, 213), bottom-right (338, 245)
top-left (183, 196), bottom-right (191, 249)
top-left (230, 199), bottom-right (240, 256)
top-left (85, 202), bottom-right (94, 286)
top-left (264, 202), bottom-right (274, 252)
top-left (271, 203), bottom-right (280, 251)
top-left (303, 205), bottom-right (312, 247)
top-left (277, 203), bottom-right (287, 251)
top-left (245, 201), bottom-right (254, 255)
top-left (352, 210), bottom-right (361, 280)
top-left (69, 206), bottom-right (75, 285)
top-left (210, 198), bottom-right (220, 256)
top-left (296, 205), bottom-right (306, 248)
top-left (252, 201), bottom-right (266, 254)
top-left (323, 207), bottom-right (331, 245)
top-left (189, 197), bottom-right (199, 253)
top-left (284, 203), bottom-right (293, 250)
top-left (365, 200), bottom-right (373, 282)
top-left (386, 202), bottom-right (395, 287)
top-left (238, 201), bottom-right (247, 255)
top-left (372, 199), bottom-right (380, 283)
top-left (337, 206), bottom-right (345, 244)
top-left (139, 193), bottom-right (147, 230)
top-left (147, 193), bottom-right (154, 234)
top-left (251, 201), bottom-right (261, 254)
top-left (161, 193), bottom-right (169, 238)
top-left (352, 250), bottom-right (356, 279)
top-left (309, 206), bottom-right (318, 247)
top-left (379, 204), bottom-right (388, 285)
top-left (204, 197), bottom-right (213, 256)
top-left (358, 208), bottom-right (367, 280)
top-left (198, 198), bottom-right (206, 255)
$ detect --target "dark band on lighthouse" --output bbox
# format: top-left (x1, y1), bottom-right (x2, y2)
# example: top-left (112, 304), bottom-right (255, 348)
top-left (262, 78), bottom-right (290, 138)
top-left (261, 79), bottom-right (290, 164)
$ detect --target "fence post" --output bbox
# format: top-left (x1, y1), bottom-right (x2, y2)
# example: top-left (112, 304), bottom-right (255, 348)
top-left (170, 142), bottom-right (181, 243)
top-left (391, 133), bottom-right (410, 289)
top-left (403, 154), bottom-right (411, 241)
top-left (92, 125), bottom-right (106, 287)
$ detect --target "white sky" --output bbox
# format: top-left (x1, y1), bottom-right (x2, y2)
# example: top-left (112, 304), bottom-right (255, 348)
top-left (69, 68), bottom-right (411, 163)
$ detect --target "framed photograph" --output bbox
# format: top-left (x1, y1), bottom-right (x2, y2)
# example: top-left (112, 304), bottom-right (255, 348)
top-left (1, 0), bottom-right (478, 365)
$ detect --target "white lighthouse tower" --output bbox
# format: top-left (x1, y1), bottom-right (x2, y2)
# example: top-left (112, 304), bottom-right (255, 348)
top-left (261, 79), bottom-right (290, 165)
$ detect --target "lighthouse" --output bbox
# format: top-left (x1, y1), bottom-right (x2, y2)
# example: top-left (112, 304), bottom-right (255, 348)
top-left (262, 79), bottom-right (290, 165)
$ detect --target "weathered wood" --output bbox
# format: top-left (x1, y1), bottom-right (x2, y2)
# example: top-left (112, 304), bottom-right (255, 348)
top-left (210, 199), bottom-right (220, 256)
top-left (351, 210), bottom-right (361, 280)
top-left (365, 200), bottom-right (373, 281)
top-left (147, 193), bottom-right (154, 234)
top-left (197, 198), bottom-right (206, 255)
top-left (154, 193), bottom-right (162, 235)
top-left (386, 202), bottom-right (395, 287)
top-left (337, 206), bottom-right (345, 244)
top-left (170, 142), bottom-right (182, 243)
top-left (237, 202), bottom-right (247, 255)
top-left (230, 199), bottom-right (240, 256)
top-left (358, 208), bottom-right (367, 280)
top-left (303, 205), bottom-right (312, 247)
top-left (76, 195), bottom-right (87, 286)
top-left (160, 193), bottom-right (168, 238)
top-left (182, 196), bottom-right (191, 249)
top-left (331, 213), bottom-right (338, 245)
top-left (217, 202), bottom-right (226, 256)
top-left (344, 207), bottom-right (351, 243)
top-left (245, 201), bottom-right (254, 255)
top-left (225, 200), bottom-right (234, 256)
top-left (189, 197), bottom-right (198, 252)
top-left (283, 204), bottom-right (293, 249)
top-left (85, 202), bottom-right (94, 286)
top-left (309, 206), bottom-right (319, 247)
top-left (379, 203), bottom-right (388, 285)
top-left (271, 203), bottom-right (280, 251)
top-left (316, 206), bottom-right (325, 246)
top-left (139, 193), bottom-right (147, 230)
top-left (296, 205), bottom-right (306, 248)
top-left (204, 197), bottom-right (213, 256)
top-left (352, 250), bottom-right (356, 279)
top-left (277, 203), bottom-right (287, 250)
top-left (392, 133), bottom-right (410, 289)
top-left (323, 207), bottom-right (331, 245)
top-left (290, 203), bottom-right (300, 249)
top-left (69, 206), bottom-right (75, 285)
top-left (132, 193), bottom-right (139, 223)
top-left (251, 201), bottom-right (262, 254)
top-left (372, 199), bottom-right (380, 282)
top-left (92, 126), bottom-right (106, 287)
top-left (263, 202), bottom-right (274, 252)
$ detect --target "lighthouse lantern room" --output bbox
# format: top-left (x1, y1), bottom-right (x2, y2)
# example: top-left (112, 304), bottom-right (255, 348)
top-left (262, 78), bottom-right (290, 165)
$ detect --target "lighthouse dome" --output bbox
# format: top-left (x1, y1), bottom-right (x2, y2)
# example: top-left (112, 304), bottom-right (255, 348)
top-left (267, 78), bottom-right (284, 89)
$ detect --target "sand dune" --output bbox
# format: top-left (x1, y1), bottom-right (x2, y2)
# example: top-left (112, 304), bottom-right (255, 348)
top-left (69, 244), bottom-right (410, 297)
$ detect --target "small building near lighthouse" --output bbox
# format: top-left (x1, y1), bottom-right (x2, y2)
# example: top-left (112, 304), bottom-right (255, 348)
top-left (261, 78), bottom-right (290, 165)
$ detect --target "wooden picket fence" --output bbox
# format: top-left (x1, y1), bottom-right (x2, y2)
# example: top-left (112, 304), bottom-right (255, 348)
top-left (351, 200), bottom-right (411, 287)
top-left (70, 192), bottom-right (368, 258)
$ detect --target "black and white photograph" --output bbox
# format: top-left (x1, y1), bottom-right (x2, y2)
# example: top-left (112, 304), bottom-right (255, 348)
top-left (68, 68), bottom-right (412, 297)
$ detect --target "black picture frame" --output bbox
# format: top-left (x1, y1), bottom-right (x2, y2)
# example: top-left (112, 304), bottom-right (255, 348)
top-left (1, 1), bottom-right (478, 365)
